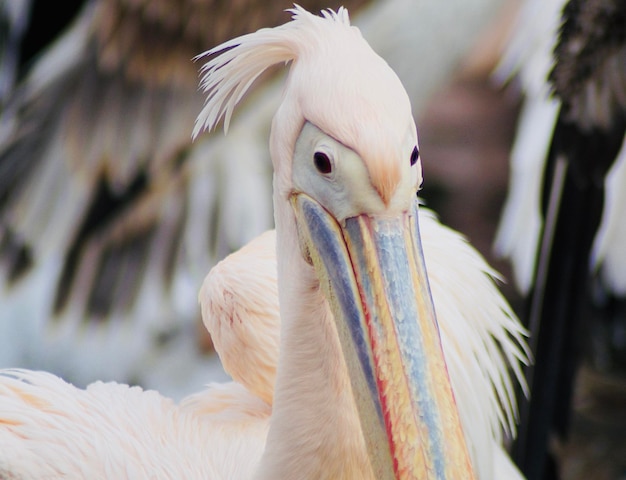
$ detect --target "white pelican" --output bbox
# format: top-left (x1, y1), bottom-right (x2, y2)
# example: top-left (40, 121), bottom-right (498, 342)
top-left (0, 6), bottom-right (528, 478)
top-left (0, 0), bottom-right (511, 398)
top-left (494, 0), bottom-right (626, 477)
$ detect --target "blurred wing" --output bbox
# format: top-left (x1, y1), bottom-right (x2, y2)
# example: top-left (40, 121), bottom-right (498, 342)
top-left (0, 0), bottom-right (31, 103)
top-left (493, 0), bottom-right (626, 477)
top-left (0, 0), bottom-right (368, 394)
top-left (492, 0), bottom-right (565, 293)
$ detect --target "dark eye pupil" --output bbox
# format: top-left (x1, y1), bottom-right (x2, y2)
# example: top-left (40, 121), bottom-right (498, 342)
top-left (314, 152), bottom-right (332, 174)
top-left (410, 146), bottom-right (419, 166)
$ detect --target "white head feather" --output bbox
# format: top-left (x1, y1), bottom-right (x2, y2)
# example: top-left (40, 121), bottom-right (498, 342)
top-left (194, 5), bottom-right (417, 204)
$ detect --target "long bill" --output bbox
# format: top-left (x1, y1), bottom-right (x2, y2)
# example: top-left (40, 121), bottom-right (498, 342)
top-left (292, 194), bottom-right (476, 480)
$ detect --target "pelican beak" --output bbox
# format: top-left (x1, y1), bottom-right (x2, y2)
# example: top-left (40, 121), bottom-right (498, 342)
top-left (292, 194), bottom-right (475, 480)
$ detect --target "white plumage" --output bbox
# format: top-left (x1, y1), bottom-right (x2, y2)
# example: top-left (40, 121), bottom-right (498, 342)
top-left (0, 207), bottom-right (527, 478)
top-left (0, 0), bottom-right (511, 399)
top-left (0, 7), bottom-right (527, 478)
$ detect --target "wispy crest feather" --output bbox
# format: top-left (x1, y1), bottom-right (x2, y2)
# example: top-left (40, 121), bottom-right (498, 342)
top-left (193, 5), bottom-right (350, 138)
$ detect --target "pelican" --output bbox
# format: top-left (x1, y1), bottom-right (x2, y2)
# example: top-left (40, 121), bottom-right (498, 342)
top-left (494, 0), bottom-right (626, 477)
top-left (0, 0), bottom-right (511, 398)
top-left (0, 6), bottom-right (528, 478)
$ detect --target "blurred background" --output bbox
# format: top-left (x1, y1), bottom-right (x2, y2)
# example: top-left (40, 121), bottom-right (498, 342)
top-left (1, 0), bottom-right (624, 478)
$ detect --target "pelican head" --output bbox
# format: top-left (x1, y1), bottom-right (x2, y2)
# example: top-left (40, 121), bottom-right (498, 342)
top-left (195, 6), bottom-right (474, 479)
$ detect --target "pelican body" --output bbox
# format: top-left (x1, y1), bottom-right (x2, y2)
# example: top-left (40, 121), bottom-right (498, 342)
top-left (0, 6), bottom-right (528, 479)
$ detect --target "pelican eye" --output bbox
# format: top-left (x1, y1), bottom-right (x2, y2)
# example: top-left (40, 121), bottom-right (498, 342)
top-left (410, 146), bottom-right (419, 166)
top-left (314, 151), bottom-right (332, 174)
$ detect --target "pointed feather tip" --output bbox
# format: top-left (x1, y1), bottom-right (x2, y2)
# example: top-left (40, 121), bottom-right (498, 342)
top-left (285, 3), bottom-right (344, 19)
top-left (288, 3), bottom-right (350, 24)
top-left (192, 51), bottom-right (236, 139)
top-left (191, 4), bottom-right (352, 141)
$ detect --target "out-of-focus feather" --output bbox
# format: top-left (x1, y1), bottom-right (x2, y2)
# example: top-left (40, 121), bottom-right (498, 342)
top-left (493, 0), bottom-right (565, 293)
top-left (0, 0), bottom-right (31, 109)
top-left (0, 0), bottom-right (512, 398)
top-left (0, 0), bottom-right (370, 397)
top-left (494, 0), bottom-right (626, 295)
